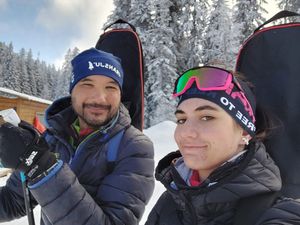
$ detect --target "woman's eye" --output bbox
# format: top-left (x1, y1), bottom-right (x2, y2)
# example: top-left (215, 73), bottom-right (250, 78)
top-left (176, 119), bottom-right (186, 124)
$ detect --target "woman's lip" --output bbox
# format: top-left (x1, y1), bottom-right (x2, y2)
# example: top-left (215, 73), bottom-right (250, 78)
top-left (182, 144), bottom-right (206, 148)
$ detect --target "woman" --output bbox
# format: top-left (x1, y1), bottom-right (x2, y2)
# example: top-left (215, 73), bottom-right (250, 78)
top-left (145, 66), bottom-right (300, 225)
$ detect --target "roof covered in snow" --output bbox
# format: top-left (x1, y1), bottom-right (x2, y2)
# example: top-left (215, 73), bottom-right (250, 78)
top-left (0, 87), bottom-right (52, 105)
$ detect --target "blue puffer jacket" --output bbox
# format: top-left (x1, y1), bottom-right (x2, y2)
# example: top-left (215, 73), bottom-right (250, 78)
top-left (0, 97), bottom-right (155, 225)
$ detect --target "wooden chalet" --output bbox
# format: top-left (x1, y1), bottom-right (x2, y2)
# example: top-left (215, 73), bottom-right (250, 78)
top-left (0, 87), bottom-right (52, 125)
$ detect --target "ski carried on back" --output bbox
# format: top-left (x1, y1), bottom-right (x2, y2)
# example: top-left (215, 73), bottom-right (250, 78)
top-left (95, 19), bottom-right (145, 131)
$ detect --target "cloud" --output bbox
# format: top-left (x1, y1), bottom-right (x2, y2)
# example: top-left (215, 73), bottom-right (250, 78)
top-left (0, 0), bottom-right (8, 10)
top-left (37, 0), bottom-right (114, 67)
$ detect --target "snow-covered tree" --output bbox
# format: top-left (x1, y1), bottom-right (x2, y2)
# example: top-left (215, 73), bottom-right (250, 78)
top-left (54, 47), bottom-right (79, 99)
top-left (106, 0), bottom-right (268, 126)
top-left (277, 0), bottom-right (300, 22)
top-left (18, 48), bottom-right (31, 94)
top-left (25, 49), bottom-right (38, 96)
top-left (32, 59), bottom-right (43, 97)
top-left (44, 64), bottom-right (58, 100)
top-left (143, 0), bottom-right (178, 126)
top-left (202, 0), bottom-right (240, 69)
top-left (105, 0), bottom-right (179, 127)
top-left (106, 0), bottom-right (130, 24)
top-left (234, 0), bottom-right (268, 43)
top-left (0, 42), bottom-right (8, 87)
top-left (172, 0), bottom-right (209, 69)
top-left (3, 43), bottom-right (21, 92)
top-left (0, 42), bottom-right (61, 100)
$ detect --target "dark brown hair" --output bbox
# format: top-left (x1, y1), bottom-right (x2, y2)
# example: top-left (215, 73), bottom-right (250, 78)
top-left (232, 71), bottom-right (282, 142)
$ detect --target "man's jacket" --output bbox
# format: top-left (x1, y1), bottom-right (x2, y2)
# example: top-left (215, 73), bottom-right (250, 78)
top-left (0, 97), bottom-right (155, 225)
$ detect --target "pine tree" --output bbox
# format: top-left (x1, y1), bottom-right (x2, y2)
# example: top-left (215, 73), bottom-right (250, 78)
top-left (3, 43), bottom-right (21, 92)
top-left (26, 49), bottom-right (38, 96)
top-left (35, 59), bottom-right (47, 98)
top-left (202, 0), bottom-right (240, 69)
top-left (0, 42), bottom-right (8, 87)
top-left (0, 42), bottom-right (62, 99)
top-left (106, 0), bottom-right (130, 24)
top-left (143, 0), bottom-right (178, 126)
top-left (106, 0), bottom-right (179, 127)
top-left (19, 48), bottom-right (31, 94)
top-left (44, 64), bottom-right (58, 100)
top-left (172, 0), bottom-right (209, 69)
top-left (54, 47), bottom-right (79, 99)
top-left (277, 0), bottom-right (300, 22)
top-left (106, 0), bottom-right (252, 126)
top-left (234, 0), bottom-right (267, 42)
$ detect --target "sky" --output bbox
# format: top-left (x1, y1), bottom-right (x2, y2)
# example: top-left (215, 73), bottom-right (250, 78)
top-left (0, 120), bottom-right (178, 225)
top-left (0, 0), bottom-right (115, 68)
top-left (0, 0), bottom-right (279, 69)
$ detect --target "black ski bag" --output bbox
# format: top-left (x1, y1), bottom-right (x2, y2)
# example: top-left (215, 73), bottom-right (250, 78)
top-left (96, 19), bottom-right (144, 131)
top-left (235, 10), bottom-right (300, 198)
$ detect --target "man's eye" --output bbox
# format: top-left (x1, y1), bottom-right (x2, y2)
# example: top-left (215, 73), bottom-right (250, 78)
top-left (106, 85), bottom-right (118, 90)
top-left (201, 116), bottom-right (213, 121)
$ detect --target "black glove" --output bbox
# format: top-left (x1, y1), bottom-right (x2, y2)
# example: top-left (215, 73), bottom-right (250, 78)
top-left (0, 121), bottom-right (57, 180)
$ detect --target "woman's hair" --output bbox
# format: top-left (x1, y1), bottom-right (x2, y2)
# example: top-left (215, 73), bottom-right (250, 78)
top-left (233, 71), bottom-right (282, 142)
top-left (253, 103), bottom-right (283, 142)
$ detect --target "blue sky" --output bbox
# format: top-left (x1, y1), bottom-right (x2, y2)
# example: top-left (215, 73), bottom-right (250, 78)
top-left (0, 0), bottom-right (114, 68)
top-left (0, 0), bottom-right (279, 69)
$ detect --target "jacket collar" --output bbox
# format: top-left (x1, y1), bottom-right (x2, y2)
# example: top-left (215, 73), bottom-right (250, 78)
top-left (157, 142), bottom-right (281, 199)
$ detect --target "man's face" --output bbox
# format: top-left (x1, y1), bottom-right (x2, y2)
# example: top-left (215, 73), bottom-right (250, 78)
top-left (71, 75), bottom-right (121, 129)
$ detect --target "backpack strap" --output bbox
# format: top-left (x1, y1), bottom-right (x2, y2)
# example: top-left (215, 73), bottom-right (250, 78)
top-left (234, 191), bottom-right (281, 225)
top-left (104, 19), bottom-right (136, 32)
top-left (254, 10), bottom-right (300, 32)
top-left (106, 129), bottom-right (125, 172)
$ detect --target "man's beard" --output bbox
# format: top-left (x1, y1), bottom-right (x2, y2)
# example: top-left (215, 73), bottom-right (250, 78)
top-left (77, 103), bottom-right (116, 129)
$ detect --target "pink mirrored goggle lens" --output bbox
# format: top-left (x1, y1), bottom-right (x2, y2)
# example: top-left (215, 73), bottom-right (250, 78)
top-left (173, 67), bottom-right (232, 97)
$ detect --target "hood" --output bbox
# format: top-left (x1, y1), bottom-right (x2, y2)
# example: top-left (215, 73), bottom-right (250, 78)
top-left (44, 97), bottom-right (75, 130)
top-left (156, 142), bottom-right (282, 202)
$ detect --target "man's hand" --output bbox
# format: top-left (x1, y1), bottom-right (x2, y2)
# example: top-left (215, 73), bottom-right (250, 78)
top-left (0, 121), bottom-right (57, 180)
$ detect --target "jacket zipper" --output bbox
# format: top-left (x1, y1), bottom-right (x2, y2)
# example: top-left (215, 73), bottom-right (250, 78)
top-left (180, 192), bottom-right (198, 225)
top-left (69, 130), bottom-right (103, 164)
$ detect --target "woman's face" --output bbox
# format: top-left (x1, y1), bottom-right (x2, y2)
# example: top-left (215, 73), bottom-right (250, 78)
top-left (174, 98), bottom-right (246, 180)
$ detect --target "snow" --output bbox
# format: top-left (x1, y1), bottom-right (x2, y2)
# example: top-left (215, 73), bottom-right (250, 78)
top-left (0, 120), bottom-right (178, 225)
top-left (0, 87), bottom-right (53, 105)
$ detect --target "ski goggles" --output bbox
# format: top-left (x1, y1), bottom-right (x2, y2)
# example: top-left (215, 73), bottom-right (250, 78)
top-left (173, 66), bottom-right (235, 97)
top-left (173, 66), bottom-right (256, 124)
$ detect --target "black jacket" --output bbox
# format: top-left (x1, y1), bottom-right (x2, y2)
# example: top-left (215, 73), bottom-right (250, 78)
top-left (145, 142), bottom-right (300, 225)
top-left (0, 97), bottom-right (155, 225)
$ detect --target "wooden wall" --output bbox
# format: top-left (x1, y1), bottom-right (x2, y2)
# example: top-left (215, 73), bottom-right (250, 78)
top-left (0, 96), bottom-right (49, 124)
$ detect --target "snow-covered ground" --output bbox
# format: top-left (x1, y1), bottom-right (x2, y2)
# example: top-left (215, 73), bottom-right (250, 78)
top-left (0, 120), bottom-right (178, 225)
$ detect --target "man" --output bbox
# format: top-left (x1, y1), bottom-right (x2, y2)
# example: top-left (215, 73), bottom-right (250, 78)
top-left (0, 48), bottom-right (155, 225)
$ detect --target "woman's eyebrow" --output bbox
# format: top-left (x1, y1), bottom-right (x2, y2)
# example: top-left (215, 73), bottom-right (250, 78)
top-left (174, 109), bottom-right (184, 115)
top-left (175, 105), bottom-right (218, 115)
top-left (194, 105), bottom-right (218, 112)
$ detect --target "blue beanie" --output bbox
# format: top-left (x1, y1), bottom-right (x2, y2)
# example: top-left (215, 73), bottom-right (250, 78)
top-left (69, 48), bottom-right (124, 93)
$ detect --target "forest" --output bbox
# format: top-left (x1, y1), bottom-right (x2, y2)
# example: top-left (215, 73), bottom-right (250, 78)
top-left (0, 0), bottom-right (299, 127)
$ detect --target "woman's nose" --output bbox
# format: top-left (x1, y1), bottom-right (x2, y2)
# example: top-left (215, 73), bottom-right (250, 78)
top-left (180, 120), bottom-right (198, 139)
